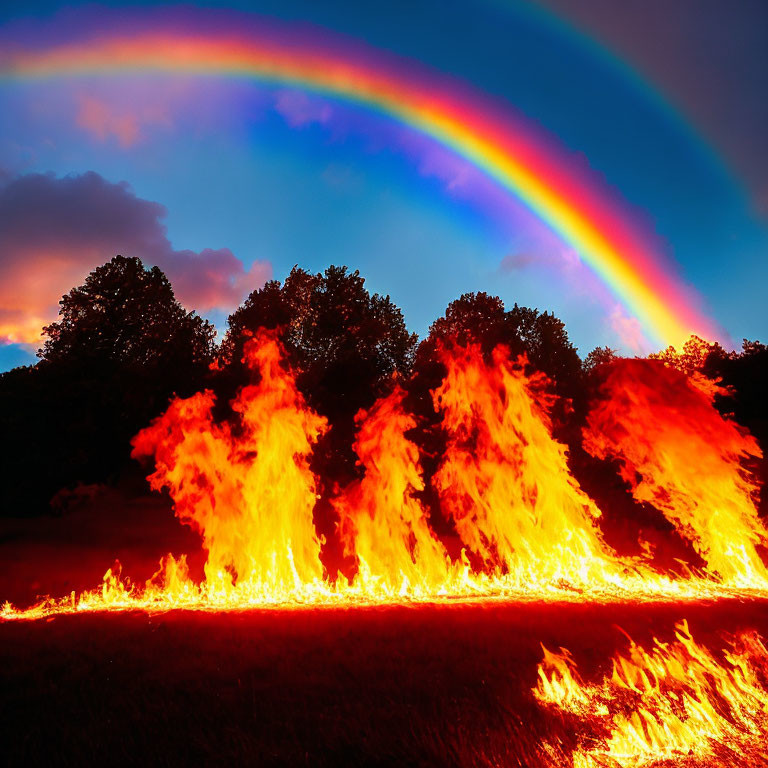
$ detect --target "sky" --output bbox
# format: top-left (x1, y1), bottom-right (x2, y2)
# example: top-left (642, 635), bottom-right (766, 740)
top-left (0, 0), bottom-right (766, 371)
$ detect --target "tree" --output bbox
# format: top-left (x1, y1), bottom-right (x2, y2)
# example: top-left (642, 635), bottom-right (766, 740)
top-left (406, 293), bottom-right (584, 537)
top-left (41, 255), bottom-right (215, 368)
top-left (221, 265), bottom-right (417, 423)
top-left (0, 256), bottom-right (216, 515)
top-left (219, 266), bottom-right (418, 573)
top-left (582, 346), bottom-right (618, 375)
top-left (410, 292), bottom-right (583, 409)
top-left (704, 340), bottom-right (768, 515)
top-left (648, 335), bottom-right (724, 377)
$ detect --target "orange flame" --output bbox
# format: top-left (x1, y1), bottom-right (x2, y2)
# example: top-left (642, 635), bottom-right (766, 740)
top-left (583, 359), bottom-right (767, 587)
top-left (334, 384), bottom-right (454, 595)
top-left (131, 329), bottom-right (328, 596)
top-left (433, 344), bottom-right (628, 588)
top-left (535, 620), bottom-right (768, 766)
top-left (3, 337), bottom-right (768, 620)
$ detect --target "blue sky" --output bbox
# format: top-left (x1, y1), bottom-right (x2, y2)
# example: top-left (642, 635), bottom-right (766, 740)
top-left (1, 0), bottom-right (766, 371)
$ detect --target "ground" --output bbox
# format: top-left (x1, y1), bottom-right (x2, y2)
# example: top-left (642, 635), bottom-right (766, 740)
top-left (2, 494), bottom-right (768, 766)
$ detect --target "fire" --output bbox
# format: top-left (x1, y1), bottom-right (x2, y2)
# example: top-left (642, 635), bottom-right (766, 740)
top-left (432, 344), bottom-right (631, 588)
top-left (3, 334), bottom-right (768, 621)
top-left (583, 359), bottom-right (768, 588)
top-left (131, 329), bottom-right (329, 599)
top-left (334, 384), bottom-right (455, 596)
top-left (534, 620), bottom-right (768, 766)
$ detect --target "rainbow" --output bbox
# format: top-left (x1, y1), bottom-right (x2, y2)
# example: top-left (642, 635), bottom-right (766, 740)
top-left (0, 24), bottom-right (716, 349)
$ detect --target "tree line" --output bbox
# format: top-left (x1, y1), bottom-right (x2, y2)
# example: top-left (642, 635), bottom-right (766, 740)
top-left (0, 255), bottom-right (765, 536)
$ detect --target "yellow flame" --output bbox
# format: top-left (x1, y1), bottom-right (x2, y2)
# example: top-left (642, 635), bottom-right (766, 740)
top-left (534, 620), bottom-right (768, 766)
top-left (3, 338), bottom-right (768, 622)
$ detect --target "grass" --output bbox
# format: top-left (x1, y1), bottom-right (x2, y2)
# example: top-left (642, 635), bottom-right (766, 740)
top-left (3, 493), bottom-right (768, 766)
top-left (3, 600), bottom-right (768, 767)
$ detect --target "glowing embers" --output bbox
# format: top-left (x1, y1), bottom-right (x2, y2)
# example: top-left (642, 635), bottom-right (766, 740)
top-left (583, 359), bottom-right (768, 587)
top-left (534, 620), bottom-right (768, 767)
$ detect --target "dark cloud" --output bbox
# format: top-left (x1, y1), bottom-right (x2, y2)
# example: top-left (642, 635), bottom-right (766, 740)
top-left (0, 171), bottom-right (270, 343)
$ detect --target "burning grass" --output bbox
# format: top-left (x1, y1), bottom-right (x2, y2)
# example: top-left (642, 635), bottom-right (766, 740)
top-left (3, 601), bottom-right (768, 767)
top-left (3, 332), bottom-right (767, 620)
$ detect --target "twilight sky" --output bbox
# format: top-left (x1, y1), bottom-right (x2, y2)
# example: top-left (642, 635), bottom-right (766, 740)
top-left (1, 0), bottom-right (766, 371)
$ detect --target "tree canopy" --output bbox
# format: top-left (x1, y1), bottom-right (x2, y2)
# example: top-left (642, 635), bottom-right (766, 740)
top-left (0, 256), bottom-right (216, 515)
top-left (222, 265), bottom-right (417, 422)
top-left (411, 291), bottom-right (583, 407)
top-left (41, 255), bottom-right (215, 368)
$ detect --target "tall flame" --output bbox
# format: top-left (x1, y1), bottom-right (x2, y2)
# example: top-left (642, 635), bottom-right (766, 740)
top-left (583, 359), bottom-right (767, 587)
top-left (4, 337), bottom-right (768, 621)
top-left (534, 620), bottom-right (768, 766)
top-left (131, 329), bottom-right (328, 596)
top-left (432, 344), bottom-right (626, 588)
top-left (334, 385), bottom-right (453, 595)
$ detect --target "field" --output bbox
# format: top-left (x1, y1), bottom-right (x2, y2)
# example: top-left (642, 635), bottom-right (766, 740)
top-left (3, 493), bottom-right (768, 767)
top-left (3, 598), bottom-right (768, 767)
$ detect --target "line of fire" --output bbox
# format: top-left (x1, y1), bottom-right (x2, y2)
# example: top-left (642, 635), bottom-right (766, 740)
top-left (5, 325), bottom-right (767, 617)
top-left (4, 276), bottom-right (768, 768)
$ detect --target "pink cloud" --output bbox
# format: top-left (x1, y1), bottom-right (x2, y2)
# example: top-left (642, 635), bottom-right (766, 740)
top-left (162, 249), bottom-right (272, 313)
top-left (607, 304), bottom-right (650, 354)
top-left (0, 171), bottom-right (271, 345)
top-left (75, 94), bottom-right (171, 148)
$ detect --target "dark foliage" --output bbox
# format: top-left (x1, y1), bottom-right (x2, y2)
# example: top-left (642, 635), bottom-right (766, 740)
top-left (705, 340), bottom-right (768, 515)
top-left (221, 265), bottom-right (416, 415)
top-left (221, 265), bottom-right (416, 480)
top-left (0, 256), bottom-right (216, 515)
top-left (412, 292), bottom-right (582, 399)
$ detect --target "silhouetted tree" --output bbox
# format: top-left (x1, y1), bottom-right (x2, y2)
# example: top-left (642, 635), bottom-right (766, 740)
top-left (648, 335), bottom-right (724, 377)
top-left (0, 256), bottom-right (216, 515)
top-left (410, 292), bottom-right (583, 416)
top-left (220, 265), bottom-right (417, 575)
top-left (406, 292), bottom-right (583, 537)
top-left (222, 265), bottom-right (416, 424)
top-left (704, 340), bottom-right (768, 515)
top-left (582, 346), bottom-right (618, 375)
top-left (41, 255), bottom-right (215, 368)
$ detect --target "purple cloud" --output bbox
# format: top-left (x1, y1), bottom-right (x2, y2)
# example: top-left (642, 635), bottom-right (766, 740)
top-left (0, 171), bottom-right (270, 344)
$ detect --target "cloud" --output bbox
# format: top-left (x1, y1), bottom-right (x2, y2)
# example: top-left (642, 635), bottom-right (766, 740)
top-left (160, 248), bottom-right (272, 314)
top-left (75, 94), bottom-right (171, 148)
top-left (499, 247), bottom-right (583, 277)
top-left (0, 171), bottom-right (270, 345)
top-left (607, 304), bottom-right (649, 355)
top-left (274, 90), bottom-right (332, 127)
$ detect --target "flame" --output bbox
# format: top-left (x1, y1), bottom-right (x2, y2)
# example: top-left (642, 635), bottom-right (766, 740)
top-left (3, 337), bottom-right (768, 621)
top-left (583, 359), bottom-right (768, 587)
top-left (432, 344), bottom-right (630, 588)
top-left (334, 384), bottom-right (455, 596)
top-left (131, 329), bottom-right (329, 598)
top-left (534, 620), bottom-right (768, 766)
